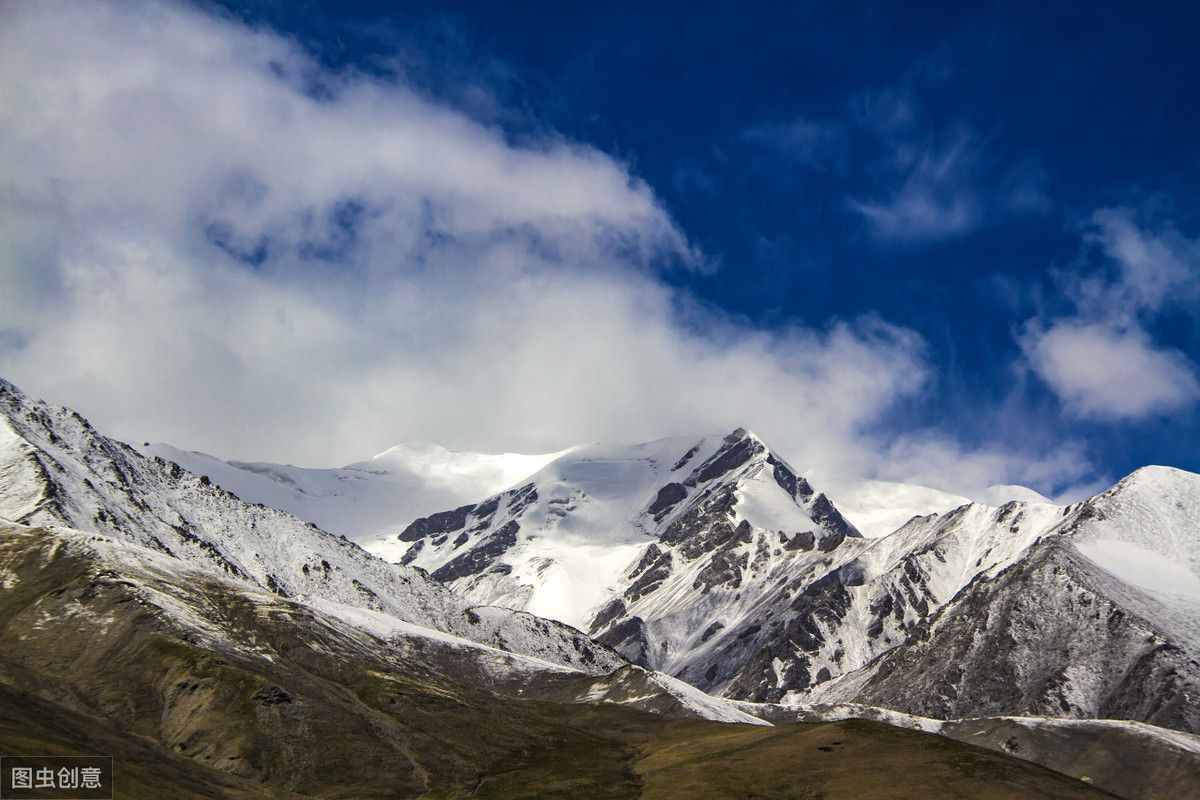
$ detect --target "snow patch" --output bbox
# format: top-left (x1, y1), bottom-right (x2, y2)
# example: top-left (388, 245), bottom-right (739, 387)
top-left (1074, 538), bottom-right (1200, 600)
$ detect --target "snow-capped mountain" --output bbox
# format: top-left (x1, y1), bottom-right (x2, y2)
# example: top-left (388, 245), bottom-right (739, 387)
top-left (4, 375), bottom-right (1198, 736)
top-left (394, 427), bottom-right (879, 698)
top-left (0, 377), bottom-right (619, 675)
top-left (808, 466), bottom-right (1200, 734)
top-left (136, 440), bottom-right (567, 545)
top-left (397, 425), bottom-right (1200, 733)
top-left (3, 377), bottom-right (1199, 796)
top-left (390, 428), bottom-right (862, 630)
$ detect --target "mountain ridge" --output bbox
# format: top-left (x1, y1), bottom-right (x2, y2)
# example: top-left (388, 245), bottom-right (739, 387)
top-left (1, 376), bottom-right (1198, 796)
top-left (0, 377), bottom-right (623, 676)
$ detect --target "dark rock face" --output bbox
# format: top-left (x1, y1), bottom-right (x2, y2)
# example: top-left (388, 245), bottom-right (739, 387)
top-left (400, 539), bottom-right (425, 565)
top-left (398, 505), bottom-right (473, 542)
top-left (784, 530), bottom-right (816, 551)
top-left (506, 483), bottom-right (539, 517)
top-left (265, 574), bottom-right (290, 598)
top-left (817, 529), bottom-right (846, 552)
top-left (685, 429), bottom-right (763, 487)
top-left (629, 544), bottom-right (665, 579)
top-left (671, 443), bottom-right (702, 472)
top-left (431, 520), bottom-right (520, 582)
top-left (472, 494), bottom-right (502, 519)
top-left (721, 563), bottom-right (865, 701)
top-left (589, 599), bottom-right (627, 633)
top-left (647, 482), bottom-right (687, 521)
top-left (626, 547), bottom-right (673, 602)
top-left (766, 454), bottom-right (799, 497)
top-left (765, 453), bottom-right (813, 501)
top-left (691, 520), bottom-right (754, 593)
top-left (867, 593), bottom-right (897, 639)
top-left (660, 484), bottom-right (738, 557)
top-left (596, 616), bottom-right (652, 667)
top-left (693, 548), bottom-right (748, 593)
top-left (809, 493), bottom-right (862, 540)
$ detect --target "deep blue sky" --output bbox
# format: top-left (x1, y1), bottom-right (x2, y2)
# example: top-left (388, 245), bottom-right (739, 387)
top-left (210, 0), bottom-right (1200, 488)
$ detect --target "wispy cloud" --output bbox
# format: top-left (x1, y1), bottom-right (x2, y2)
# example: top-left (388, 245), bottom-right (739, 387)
top-left (849, 128), bottom-right (983, 241)
top-left (740, 117), bottom-right (846, 171)
top-left (847, 82), bottom-right (1048, 243)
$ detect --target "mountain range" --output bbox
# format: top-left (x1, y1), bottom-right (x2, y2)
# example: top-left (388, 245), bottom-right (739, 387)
top-left (1, 376), bottom-right (1197, 798)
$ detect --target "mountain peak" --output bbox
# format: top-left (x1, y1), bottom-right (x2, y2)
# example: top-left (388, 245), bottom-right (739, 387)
top-left (1116, 464), bottom-right (1200, 488)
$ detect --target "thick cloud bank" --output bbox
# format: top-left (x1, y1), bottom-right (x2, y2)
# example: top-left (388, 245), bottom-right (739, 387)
top-left (0, 1), bottom-right (1092, 498)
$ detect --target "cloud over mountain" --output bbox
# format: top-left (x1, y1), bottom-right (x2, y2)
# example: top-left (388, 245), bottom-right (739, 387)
top-left (0, 1), bottom-right (1092, 499)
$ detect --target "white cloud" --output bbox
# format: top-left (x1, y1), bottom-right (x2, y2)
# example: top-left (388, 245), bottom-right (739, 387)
top-left (863, 431), bottom-right (1094, 503)
top-left (1020, 208), bottom-right (1200, 420)
top-left (1021, 321), bottom-right (1199, 420)
top-left (0, 1), bottom-right (1094, 503)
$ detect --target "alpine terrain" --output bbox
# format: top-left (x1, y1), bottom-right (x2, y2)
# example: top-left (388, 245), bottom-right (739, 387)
top-left (1, 377), bottom-right (1197, 798)
top-left (392, 427), bottom-right (1200, 735)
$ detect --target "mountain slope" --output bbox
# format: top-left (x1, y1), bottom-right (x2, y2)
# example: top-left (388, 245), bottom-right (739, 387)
top-left (743, 701), bottom-right (1200, 800)
top-left (1, 378), bottom-right (1195, 796)
top-left (397, 423), bottom-right (1200, 735)
top-left (390, 428), bottom-right (861, 626)
top-left (0, 521), bottom-right (1116, 800)
top-left (391, 428), bottom-right (887, 697)
top-left (0, 377), bottom-right (618, 674)
top-left (393, 428), bottom-right (1083, 703)
top-left (806, 469), bottom-right (1200, 734)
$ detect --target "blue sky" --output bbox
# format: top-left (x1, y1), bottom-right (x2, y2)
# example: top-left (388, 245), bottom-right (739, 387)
top-left (1, 1), bottom-right (1197, 499)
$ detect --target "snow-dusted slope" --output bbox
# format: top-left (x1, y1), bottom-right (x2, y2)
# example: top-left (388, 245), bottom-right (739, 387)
top-left (0, 377), bottom-right (620, 675)
top-left (1067, 465), bottom-right (1200, 593)
top-left (394, 427), bottom-right (894, 700)
top-left (391, 429), bottom-right (858, 629)
top-left (8, 376), bottom-right (1199, 741)
top-left (137, 441), bottom-right (567, 546)
top-left (805, 468), bottom-right (1200, 734)
top-left (396, 421), bottom-right (1200, 729)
